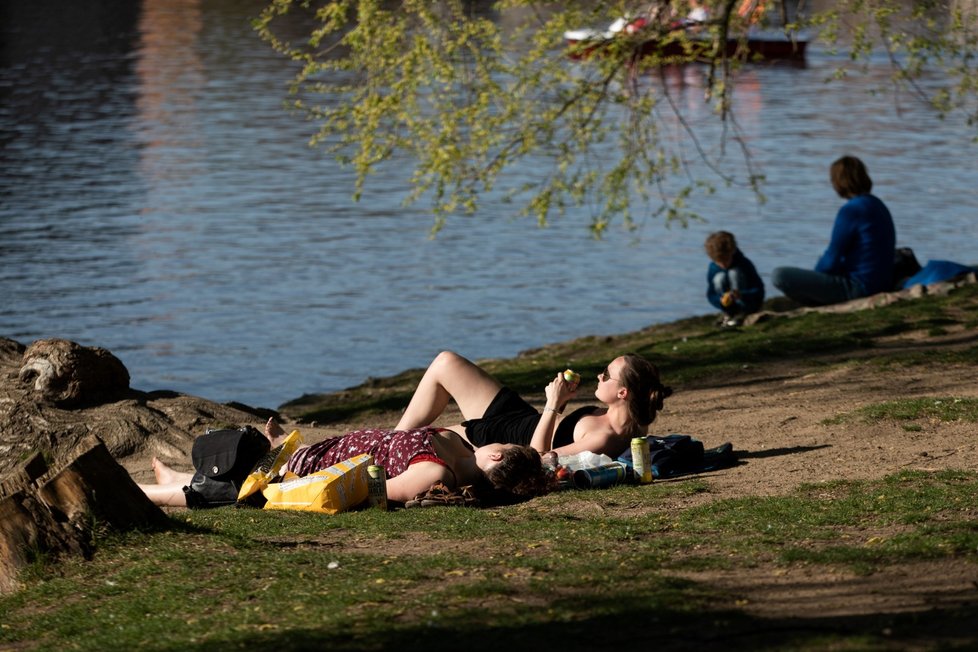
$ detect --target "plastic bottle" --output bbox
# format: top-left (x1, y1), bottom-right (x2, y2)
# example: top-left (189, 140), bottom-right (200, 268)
top-left (557, 451), bottom-right (614, 471)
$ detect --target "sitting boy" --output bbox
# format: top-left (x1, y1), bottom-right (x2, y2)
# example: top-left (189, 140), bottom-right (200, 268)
top-left (704, 231), bottom-right (765, 327)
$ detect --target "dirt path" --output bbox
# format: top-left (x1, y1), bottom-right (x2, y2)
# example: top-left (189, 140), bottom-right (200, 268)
top-left (657, 347), bottom-right (978, 501)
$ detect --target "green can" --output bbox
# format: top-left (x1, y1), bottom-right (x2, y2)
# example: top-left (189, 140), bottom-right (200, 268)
top-left (366, 464), bottom-right (388, 510)
top-left (631, 437), bottom-right (653, 484)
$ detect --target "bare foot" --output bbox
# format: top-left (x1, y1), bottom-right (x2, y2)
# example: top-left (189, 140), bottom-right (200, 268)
top-left (265, 417), bottom-right (286, 446)
top-left (152, 457), bottom-right (178, 484)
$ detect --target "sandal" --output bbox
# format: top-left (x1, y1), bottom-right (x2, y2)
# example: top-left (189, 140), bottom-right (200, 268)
top-left (405, 482), bottom-right (480, 508)
top-left (457, 485), bottom-right (478, 506)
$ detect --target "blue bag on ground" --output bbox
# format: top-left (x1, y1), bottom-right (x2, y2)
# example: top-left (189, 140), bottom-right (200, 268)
top-left (648, 435), bottom-right (705, 478)
top-left (619, 434), bottom-right (736, 479)
top-left (902, 260), bottom-right (976, 289)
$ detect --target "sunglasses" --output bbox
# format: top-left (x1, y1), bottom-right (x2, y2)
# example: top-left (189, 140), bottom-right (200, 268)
top-left (597, 367), bottom-right (620, 383)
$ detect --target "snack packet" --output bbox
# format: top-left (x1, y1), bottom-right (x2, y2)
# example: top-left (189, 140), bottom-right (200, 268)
top-left (237, 429), bottom-right (303, 502)
top-left (262, 454), bottom-right (372, 514)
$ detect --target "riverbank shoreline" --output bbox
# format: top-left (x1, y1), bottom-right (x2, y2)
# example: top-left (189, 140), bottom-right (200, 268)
top-left (3, 274), bottom-right (976, 492)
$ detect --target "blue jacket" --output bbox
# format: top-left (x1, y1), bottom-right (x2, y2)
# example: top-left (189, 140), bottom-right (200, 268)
top-left (706, 249), bottom-right (765, 314)
top-left (815, 194), bottom-right (896, 295)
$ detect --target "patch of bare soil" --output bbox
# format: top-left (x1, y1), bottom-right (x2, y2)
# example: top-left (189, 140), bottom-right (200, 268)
top-left (584, 329), bottom-right (978, 625)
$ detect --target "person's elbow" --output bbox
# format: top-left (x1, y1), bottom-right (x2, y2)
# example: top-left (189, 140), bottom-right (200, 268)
top-left (815, 257), bottom-right (837, 274)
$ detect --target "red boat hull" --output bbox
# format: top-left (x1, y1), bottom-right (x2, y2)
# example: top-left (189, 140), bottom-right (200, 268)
top-left (567, 33), bottom-right (808, 63)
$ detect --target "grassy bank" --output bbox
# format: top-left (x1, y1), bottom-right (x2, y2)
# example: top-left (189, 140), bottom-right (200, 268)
top-left (3, 284), bottom-right (978, 651)
top-left (280, 284), bottom-right (978, 425)
top-left (3, 469), bottom-right (977, 651)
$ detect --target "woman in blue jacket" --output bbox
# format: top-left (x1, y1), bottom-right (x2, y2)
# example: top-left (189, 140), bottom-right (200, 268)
top-left (773, 156), bottom-right (895, 306)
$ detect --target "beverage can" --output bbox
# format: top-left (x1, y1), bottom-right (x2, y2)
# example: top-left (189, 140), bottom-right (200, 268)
top-left (631, 437), bottom-right (653, 484)
top-left (366, 464), bottom-right (388, 510)
top-left (573, 463), bottom-right (626, 489)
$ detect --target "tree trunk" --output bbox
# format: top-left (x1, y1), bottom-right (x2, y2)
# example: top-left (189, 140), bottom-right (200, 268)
top-left (0, 434), bottom-right (167, 594)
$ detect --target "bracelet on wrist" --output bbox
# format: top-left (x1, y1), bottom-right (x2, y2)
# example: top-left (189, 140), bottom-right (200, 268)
top-left (543, 406), bottom-right (562, 415)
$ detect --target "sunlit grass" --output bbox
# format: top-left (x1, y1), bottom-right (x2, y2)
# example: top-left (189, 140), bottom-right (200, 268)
top-left (826, 397), bottom-right (978, 425)
top-left (3, 471), bottom-right (977, 650)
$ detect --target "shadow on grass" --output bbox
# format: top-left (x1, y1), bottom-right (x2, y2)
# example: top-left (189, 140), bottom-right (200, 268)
top-left (737, 445), bottom-right (832, 460)
top-left (165, 591), bottom-right (978, 651)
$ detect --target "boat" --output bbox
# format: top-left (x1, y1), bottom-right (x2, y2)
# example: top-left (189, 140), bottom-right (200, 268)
top-left (564, 15), bottom-right (809, 63)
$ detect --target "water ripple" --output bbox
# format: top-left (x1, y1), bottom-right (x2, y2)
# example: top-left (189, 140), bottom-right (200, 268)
top-left (2, 0), bottom-right (977, 407)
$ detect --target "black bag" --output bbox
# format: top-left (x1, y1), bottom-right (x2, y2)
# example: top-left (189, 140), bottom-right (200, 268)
top-left (183, 426), bottom-right (270, 509)
top-left (648, 435), bottom-right (706, 479)
top-left (620, 434), bottom-right (736, 479)
top-left (892, 247), bottom-right (922, 290)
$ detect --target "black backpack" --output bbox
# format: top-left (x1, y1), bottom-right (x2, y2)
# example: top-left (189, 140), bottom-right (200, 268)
top-left (183, 426), bottom-right (270, 509)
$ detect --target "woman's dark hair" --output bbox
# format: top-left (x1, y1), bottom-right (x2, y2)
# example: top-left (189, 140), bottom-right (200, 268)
top-left (618, 353), bottom-right (673, 431)
top-left (482, 446), bottom-right (554, 502)
top-left (830, 156), bottom-right (872, 199)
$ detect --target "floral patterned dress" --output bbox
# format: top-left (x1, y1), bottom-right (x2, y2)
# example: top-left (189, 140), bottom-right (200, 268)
top-left (285, 427), bottom-right (451, 479)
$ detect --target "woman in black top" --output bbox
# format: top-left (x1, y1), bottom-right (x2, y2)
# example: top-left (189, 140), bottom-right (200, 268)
top-left (394, 351), bottom-right (672, 459)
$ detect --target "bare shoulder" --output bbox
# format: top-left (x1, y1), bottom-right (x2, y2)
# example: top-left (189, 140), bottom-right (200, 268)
top-left (553, 428), bottom-right (626, 458)
top-left (385, 461), bottom-right (454, 503)
top-left (575, 411), bottom-right (614, 437)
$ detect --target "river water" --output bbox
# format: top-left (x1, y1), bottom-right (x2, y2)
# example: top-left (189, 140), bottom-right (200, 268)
top-left (2, 0), bottom-right (977, 408)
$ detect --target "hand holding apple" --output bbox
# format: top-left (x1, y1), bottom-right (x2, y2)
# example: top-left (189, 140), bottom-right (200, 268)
top-left (562, 369), bottom-right (581, 389)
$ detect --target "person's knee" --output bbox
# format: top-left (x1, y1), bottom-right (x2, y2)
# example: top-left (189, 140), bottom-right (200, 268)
top-left (433, 350), bottom-right (458, 364)
top-left (771, 266), bottom-right (791, 291)
top-left (432, 350), bottom-right (472, 376)
top-left (428, 350), bottom-right (456, 375)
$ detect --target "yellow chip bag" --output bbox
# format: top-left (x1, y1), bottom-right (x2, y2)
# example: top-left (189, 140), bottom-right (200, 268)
top-left (262, 454), bottom-right (372, 514)
top-left (237, 429), bottom-right (303, 502)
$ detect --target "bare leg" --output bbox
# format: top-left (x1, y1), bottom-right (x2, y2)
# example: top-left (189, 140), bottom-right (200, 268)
top-left (152, 457), bottom-right (194, 486)
top-left (395, 351), bottom-right (504, 430)
top-left (137, 482), bottom-right (189, 507)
